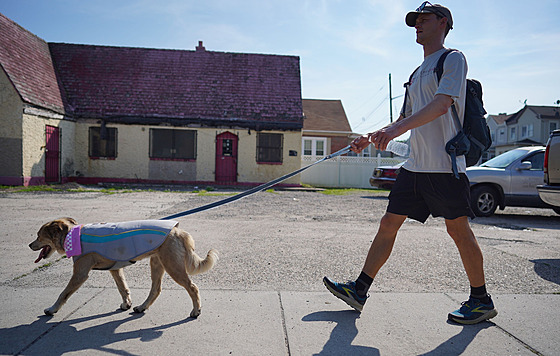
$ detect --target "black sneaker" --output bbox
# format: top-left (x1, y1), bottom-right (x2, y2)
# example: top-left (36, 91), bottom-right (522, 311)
top-left (448, 296), bottom-right (498, 324)
top-left (323, 276), bottom-right (367, 312)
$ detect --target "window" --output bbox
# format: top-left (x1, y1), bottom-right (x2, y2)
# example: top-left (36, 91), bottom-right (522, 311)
top-left (523, 152), bottom-right (544, 171)
top-left (510, 127), bottom-right (516, 141)
top-left (150, 129), bottom-right (196, 160)
top-left (551, 122), bottom-right (558, 133)
top-left (521, 124), bottom-right (534, 138)
top-left (302, 137), bottom-right (327, 157)
top-left (257, 133), bottom-right (283, 163)
top-left (498, 128), bottom-right (506, 142)
top-left (89, 126), bottom-right (117, 158)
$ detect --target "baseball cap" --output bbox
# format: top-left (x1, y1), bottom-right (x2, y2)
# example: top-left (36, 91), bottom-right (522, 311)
top-left (406, 2), bottom-right (453, 29)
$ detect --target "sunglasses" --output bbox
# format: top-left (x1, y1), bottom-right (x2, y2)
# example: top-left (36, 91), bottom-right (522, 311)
top-left (416, 1), bottom-right (446, 19)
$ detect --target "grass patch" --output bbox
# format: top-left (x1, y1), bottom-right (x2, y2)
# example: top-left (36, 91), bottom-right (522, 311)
top-left (13, 256), bottom-right (66, 280)
top-left (194, 189), bottom-right (236, 197)
top-left (320, 188), bottom-right (379, 195)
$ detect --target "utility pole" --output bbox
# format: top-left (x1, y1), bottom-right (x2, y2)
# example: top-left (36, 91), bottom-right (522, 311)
top-left (389, 73), bottom-right (393, 123)
top-left (389, 73), bottom-right (404, 124)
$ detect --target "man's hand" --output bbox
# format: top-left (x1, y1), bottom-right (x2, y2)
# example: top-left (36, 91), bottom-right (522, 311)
top-left (350, 134), bottom-right (372, 154)
top-left (369, 124), bottom-right (401, 151)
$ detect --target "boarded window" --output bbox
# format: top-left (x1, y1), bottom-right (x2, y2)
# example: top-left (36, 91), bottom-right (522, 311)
top-left (89, 127), bottom-right (117, 158)
top-left (150, 129), bottom-right (196, 159)
top-left (257, 133), bottom-right (283, 163)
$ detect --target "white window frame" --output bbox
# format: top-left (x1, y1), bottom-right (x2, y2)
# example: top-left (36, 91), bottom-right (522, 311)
top-left (302, 137), bottom-right (327, 158)
top-left (498, 128), bottom-right (506, 143)
top-left (521, 124), bottom-right (534, 139)
top-left (510, 127), bottom-right (516, 141)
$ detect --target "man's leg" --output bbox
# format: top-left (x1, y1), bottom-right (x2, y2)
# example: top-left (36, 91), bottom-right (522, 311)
top-left (361, 212), bottom-right (407, 279)
top-left (445, 216), bottom-right (497, 324)
top-left (445, 216), bottom-right (485, 287)
top-left (323, 212), bottom-right (406, 311)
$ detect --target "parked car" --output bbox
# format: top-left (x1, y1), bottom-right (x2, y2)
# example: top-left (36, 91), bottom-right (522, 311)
top-left (467, 146), bottom-right (560, 217)
top-left (537, 129), bottom-right (560, 208)
top-left (369, 162), bottom-right (403, 189)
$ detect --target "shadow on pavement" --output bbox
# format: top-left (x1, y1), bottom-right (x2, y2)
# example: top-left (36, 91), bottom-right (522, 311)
top-left (531, 259), bottom-right (560, 285)
top-left (1, 309), bottom-right (194, 356)
top-left (302, 310), bottom-right (380, 356)
top-left (419, 321), bottom-right (495, 356)
top-left (473, 213), bottom-right (560, 230)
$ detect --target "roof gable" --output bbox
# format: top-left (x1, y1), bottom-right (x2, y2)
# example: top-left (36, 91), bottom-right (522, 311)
top-left (0, 12), bottom-right (64, 113)
top-left (49, 42), bottom-right (303, 129)
top-left (302, 99), bottom-right (352, 133)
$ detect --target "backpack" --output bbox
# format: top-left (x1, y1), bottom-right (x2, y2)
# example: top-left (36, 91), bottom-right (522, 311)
top-left (403, 49), bottom-right (492, 178)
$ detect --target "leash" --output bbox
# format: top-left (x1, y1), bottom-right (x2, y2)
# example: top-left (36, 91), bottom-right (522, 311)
top-left (160, 145), bottom-right (352, 220)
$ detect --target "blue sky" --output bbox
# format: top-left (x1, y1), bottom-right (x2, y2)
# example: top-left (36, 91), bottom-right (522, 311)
top-left (2, 0), bottom-right (559, 138)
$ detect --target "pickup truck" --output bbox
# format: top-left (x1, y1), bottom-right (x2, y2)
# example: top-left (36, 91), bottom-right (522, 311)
top-left (537, 129), bottom-right (560, 210)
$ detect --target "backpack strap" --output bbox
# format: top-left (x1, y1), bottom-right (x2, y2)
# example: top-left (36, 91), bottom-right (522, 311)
top-left (402, 67), bottom-right (419, 118)
top-left (435, 49), bottom-right (463, 129)
top-left (436, 48), bottom-right (464, 179)
top-left (434, 48), bottom-right (455, 83)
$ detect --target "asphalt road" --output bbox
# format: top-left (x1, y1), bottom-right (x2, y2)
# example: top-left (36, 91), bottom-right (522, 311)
top-left (2, 186), bottom-right (559, 296)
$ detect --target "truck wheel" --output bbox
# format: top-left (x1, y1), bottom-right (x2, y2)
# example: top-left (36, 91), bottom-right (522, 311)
top-left (471, 186), bottom-right (498, 217)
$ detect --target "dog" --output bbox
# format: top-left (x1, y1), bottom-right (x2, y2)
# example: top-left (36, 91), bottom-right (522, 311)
top-left (29, 217), bottom-right (218, 318)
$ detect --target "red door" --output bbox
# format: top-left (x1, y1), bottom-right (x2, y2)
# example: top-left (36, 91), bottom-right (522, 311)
top-left (215, 132), bottom-right (238, 183)
top-left (45, 126), bottom-right (60, 183)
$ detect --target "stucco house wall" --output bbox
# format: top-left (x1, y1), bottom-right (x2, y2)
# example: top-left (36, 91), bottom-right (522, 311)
top-left (69, 123), bottom-right (301, 185)
top-left (0, 69), bottom-right (23, 183)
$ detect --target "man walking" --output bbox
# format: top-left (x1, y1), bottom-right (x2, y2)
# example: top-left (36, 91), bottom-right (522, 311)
top-left (323, 2), bottom-right (497, 325)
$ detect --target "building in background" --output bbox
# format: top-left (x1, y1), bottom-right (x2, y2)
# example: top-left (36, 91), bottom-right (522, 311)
top-left (0, 12), bottom-right (303, 187)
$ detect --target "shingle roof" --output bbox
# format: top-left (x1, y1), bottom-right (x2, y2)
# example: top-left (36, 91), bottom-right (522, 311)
top-left (487, 114), bottom-right (511, 125)
top-left (49, 42), bottom-right (303, 130)
top-left (302, 99), bottom-right (352, 133)
top-left (0, 12), bottom-right (65, 114)
top-left (0, 12), bottom-right (303, 130)
top-left (506, 105), bottom-right (560, 124)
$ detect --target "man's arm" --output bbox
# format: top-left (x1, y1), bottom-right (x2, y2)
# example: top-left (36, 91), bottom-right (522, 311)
top-left (368, 93), bottom-right (453, 151)
top-left (350, 93), bottom-right (452, 154)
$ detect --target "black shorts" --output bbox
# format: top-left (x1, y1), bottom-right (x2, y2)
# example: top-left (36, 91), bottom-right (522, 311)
top-left (387, 168), bottom-right (475, 223)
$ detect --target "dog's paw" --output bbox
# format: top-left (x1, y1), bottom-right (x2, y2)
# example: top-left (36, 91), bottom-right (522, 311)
top-left (133, 306), bottom-right (146, 313)
top-left (120, 301), bottom-right (132, 311)
top-left (190, 308), bottom-right (201, 318)
top-left (44, 307), bottom-right (56, 316)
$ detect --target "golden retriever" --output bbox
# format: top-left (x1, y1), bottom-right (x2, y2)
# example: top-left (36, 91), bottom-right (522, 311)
top-left (29, 217), bottom-right (217, 318)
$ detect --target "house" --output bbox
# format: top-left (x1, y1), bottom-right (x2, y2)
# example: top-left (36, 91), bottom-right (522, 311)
top-left (302, 99), bottom-right (368, 157)
top-left (487, 105), bottom-right (560, 156)
top-left (0, 12), bottom-right (304, 187)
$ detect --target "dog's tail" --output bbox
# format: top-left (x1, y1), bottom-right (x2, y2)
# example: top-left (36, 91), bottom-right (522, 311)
top-left (187, 249), bottom-right (218, 275)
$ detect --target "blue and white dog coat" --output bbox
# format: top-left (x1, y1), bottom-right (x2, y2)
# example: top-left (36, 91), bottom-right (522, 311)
top-left (64, 220), bottom-right (179, 270)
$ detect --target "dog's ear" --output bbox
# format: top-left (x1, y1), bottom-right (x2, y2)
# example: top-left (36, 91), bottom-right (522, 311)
top-left (45, 219), bottom-right (71, 238)
top-left (62, 217), bottom-right (78, 225)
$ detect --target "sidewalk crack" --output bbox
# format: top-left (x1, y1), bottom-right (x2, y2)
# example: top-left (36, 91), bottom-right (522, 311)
top-left (277, 291), bottom-right (292, 356)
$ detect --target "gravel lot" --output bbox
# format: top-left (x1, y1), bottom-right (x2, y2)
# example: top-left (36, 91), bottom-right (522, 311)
top-left (2, 185), bottom-right (559, 296)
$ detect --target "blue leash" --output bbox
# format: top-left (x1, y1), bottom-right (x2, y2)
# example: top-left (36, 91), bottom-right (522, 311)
top-left (161, 145), bottom-right (352, 220)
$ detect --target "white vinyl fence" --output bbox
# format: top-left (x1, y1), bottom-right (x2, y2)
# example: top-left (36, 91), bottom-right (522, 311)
top-left (300, 155), bottom-right (406, 189)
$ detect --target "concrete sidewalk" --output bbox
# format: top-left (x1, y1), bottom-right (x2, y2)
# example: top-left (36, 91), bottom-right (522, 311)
top-left (1, 287), bottom-right (557, 355)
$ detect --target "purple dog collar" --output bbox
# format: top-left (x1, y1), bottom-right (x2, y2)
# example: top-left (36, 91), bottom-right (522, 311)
top-left (64, 225), bottom-right (82, 257)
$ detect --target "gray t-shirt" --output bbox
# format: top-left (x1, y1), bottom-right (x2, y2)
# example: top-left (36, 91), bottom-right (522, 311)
top-left (401, 47), bottom-right (468, 173)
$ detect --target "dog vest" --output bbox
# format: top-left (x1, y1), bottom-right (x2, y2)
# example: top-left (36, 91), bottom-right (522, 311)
top-left (64, 220), bottom-right (178, 270)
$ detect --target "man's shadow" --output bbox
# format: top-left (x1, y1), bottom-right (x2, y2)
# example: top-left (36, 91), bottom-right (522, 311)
top-left (302, 310), bottom-right (380, 356)
top-left (419, 321), bottom-right (494, 356)
top-left (303, 310), bottom-right (494, 356)
top-left (1, 309), bottom-right (195, 356)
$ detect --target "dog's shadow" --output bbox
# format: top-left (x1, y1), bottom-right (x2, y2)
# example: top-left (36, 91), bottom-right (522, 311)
top-left (302, 310), bottom-right (380, 356)
top-left (1, 309), bottom-right (195, 356)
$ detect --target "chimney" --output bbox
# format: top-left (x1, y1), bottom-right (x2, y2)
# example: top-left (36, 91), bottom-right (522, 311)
top-left (196, 41), bottom-right (206, 52)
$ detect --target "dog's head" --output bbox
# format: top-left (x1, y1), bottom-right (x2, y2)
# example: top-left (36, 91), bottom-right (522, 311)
top-left (29, 218), bottom-right (77, 263)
